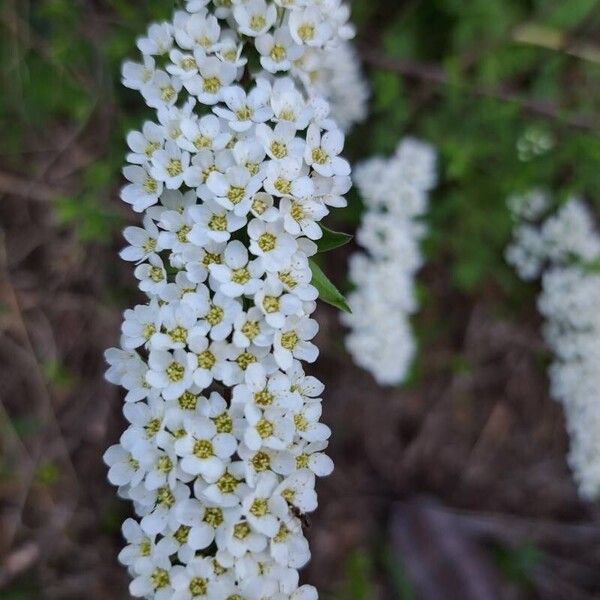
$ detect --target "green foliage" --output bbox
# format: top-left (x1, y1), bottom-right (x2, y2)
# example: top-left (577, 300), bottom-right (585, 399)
top-left (493, 543), bottom-right (543, 588)
top-left (347, 0), bottom-right (599, 298)
top-left (317, 225), bottom-right (353, 253)
top-left (309, 259), bottom-right (351, 313)
top-left (334, 550), bottom-right (376, 600)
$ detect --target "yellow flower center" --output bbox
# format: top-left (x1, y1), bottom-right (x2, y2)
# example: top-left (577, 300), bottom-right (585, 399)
top-left (280, 331), bottom-right (299, 350)
top-left (181, 56), bottom-right (197, 71)
top-left (143, 323), bottom-right (156, 340)
top-left (174, 525), bottom-right (190, 544)
top-left (241, 320), bottom-right (260, 340)
top-left (227, 186), bottom-right (246, 205)
top-left (169, 326), bottom-right (187, 343)
top-left (256, 418), bottom-right (274, 439)
top-left (167, 159), bottom-right (183, 177)
top-left (278, 271), bottom-right (297, 289)
top-left (254, 390), bottom-right (274, 408)
top-left (157, 456), bottom-right (173, 473)
top-left (160, 86), bottom-right (176, 102)
top-left (157, 486), bottom-right (175, 508)
top-left (143, 177), bottom-right (158, 194)
top-left (177, 225), bottom-right (191, 243)
top-left (193, 439), bottom-right (214, 459)
top-left (234, 521), bottom-right (251, 539)
top-left (194, 134), bottom-right (212, 149)
top-left (250, 498), bottom-right (268, 517)
top-left (312, 147), bottom-right (329, 165)
top-left (294, 413), bottom-right (308, 432)
top-left (151, 568), bottom-right (170, 590)
top-left (166, 361), bottom-right (185, 382)
top-left (209, 214), bottom-right (228, 231)
top-left (178, 391), bottom-right (198, 410)
top-left (197, 350), bottom-right (216, 370)
top-left (297, 23), bottom-right (315, 42)
top-left (232, 267), bottom-right (251, 284)
top-left (251, 451), bottom-right (270, 472)
top-left (270, 44), bottom-right (287, 62)
top-left (204, 507), bottom-right (224, 527)
top-left (258, 232), bottom-right (277, 252)
top-left (274, 177), bottom-right (292, 195)
top-left (217, 471), bottom-right (239, 493)
top-left (203, 76), bottom-right (221, 93)
top-left (273, 523), bottom-right (289, 543)
top-left (263, 295), bottom-right (280, 313)
top-left (296, 452), bottom-right (309, 469)
top-left (189, 577), bottom-right (208, 596)
top-left (206, 305), bottom-right (224, 326)
top-left (252, 196), bottom-right (268, 214)
top-left (235, 351), bottom-right (257, 370)
top-left (290, 202), bottom-right (305, 221)
top-left (236, 106), bottom-right (253, 121)
top-left (149, 266), bottom-right (164, 282)
top-left (213, 412), bottom-right (233, 434)
top-left (250, 14), bottom-right (266, 31)
top-left (270, 141), bottom-right (288, 159)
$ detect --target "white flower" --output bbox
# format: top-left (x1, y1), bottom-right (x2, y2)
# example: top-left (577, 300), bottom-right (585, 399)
top-left (146, 349), bottom-right (196, 401)
top-left (209, 240), bottom-right (265, 297)
top-left (130, 553), bottom-right (175, 599)
top-left (135, 255), bottom-right (168, 296)
top-left (280, 197), bottom-right (328, 239)
top-left (244, 405), bottom-right (294, 451)
top-left (127, 121), bottom-right (166, 165)
top-left (188, 337), bottom-right (230, 388)
top-left (174, 13), bottom-right (221, 52)
top-left (305, 123), bottom-right (350, 177)
top-left (214, 84), bottom-right (273, 132)
top-left (143, 70), bottom-right (182, 109)
top-left (175, 415), bottom-right (237, 480)
top-left (264, 157), bottom-right (313, 200)
top-left (273, 315), bottom-right (319, 370)
top-left (138, 23), bottom-right (173, 56)
top-left (289, 6), bottom-right (333, 47)
top-left (233, 307), bottom-right (275, 348)
top-left (123, 55), bottom-right (156, 90)
top-left (343, 138), bottom-right (437, 385)
top-left (256, 121), bottom-right (306, 162)
top-left (185, 56), bottom-right (237, 105)
top-left (179, 114), bottom-right (232, 153)
top-left (151, 141), bottom-right (191, 189)
top-left (122, 165), bottom-right (164, 213)
top-left (119, 518), bottom-right (158, 572)
top-left (249, 219), bottom-right (298, 272)
top-left (188, 199), bottom-right (247, 245)
top-left (269, 518), bottom-right (311, 569)
top-left (207, 165), bottom-right (264, 216)
top-left (256, 27), bottom-right (304, 73)
top-left (242, 471), bottom-right (288, 535)
top-left (233, 0), bottom-right (277, 37)
top-left (254, 280), bottom-right (303, 328)
top-left (171, 557), bottom-right (223, 600)
top-left (120, 216), bottom-right (162, 263)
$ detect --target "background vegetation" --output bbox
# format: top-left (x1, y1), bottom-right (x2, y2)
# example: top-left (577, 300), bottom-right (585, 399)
top-left (0, 0), bottom-right (599, 598)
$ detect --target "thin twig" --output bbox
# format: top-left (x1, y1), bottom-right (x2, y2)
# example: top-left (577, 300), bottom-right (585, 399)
top-left (359, 46), bottom-right (598, 133)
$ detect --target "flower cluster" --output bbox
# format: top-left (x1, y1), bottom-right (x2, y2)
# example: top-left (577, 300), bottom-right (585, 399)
top-left (293, 40), bottom-right (368, 132)
top-left (104, 2), bottom-right (355, 598)
top-left (341, 139), bottom-right (437, 386)
top-left (507, 193), bottom-right (600, 498)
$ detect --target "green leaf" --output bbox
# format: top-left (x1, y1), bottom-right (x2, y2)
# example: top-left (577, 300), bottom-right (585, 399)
top-left (317, 224), bottom-right (353, 253)
top-left (309, 260), bottom-right (351, 313)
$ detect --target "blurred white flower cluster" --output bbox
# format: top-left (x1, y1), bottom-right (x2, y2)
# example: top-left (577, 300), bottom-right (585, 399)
top-left (104, 1), bottom-right (357, 598)
top-left (295, 40), bottom-right (368, 132)
top-left (341, 139), bottom-right (437, 386)
top-left (507, 192), bottom-right (600, 499)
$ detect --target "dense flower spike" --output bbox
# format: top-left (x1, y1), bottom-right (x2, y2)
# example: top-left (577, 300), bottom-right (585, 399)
top-left (507, 193), bottom-right (600, 498)
top-left (105, 2), bottom-right (356, 598)
top-left (341, 139), bottom-right (437, 386)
